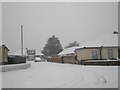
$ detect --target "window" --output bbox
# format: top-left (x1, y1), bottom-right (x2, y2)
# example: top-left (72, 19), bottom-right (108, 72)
top-left (108, 48), bottom-right (113, 59)
top-left (92, 51), bottom-right (98, 59)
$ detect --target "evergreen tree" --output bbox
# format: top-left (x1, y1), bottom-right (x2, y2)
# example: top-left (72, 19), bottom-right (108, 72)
top-left (65, 41), bottom-right (79, 49)
top-left (42, 35), bottom-right (63, 56)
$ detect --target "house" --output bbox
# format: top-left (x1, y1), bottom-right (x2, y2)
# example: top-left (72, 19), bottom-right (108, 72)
top-left (26, 49), bottom-right (36, 60)
top-left (47, 46), bottom-right (79, 64)
top-left (58, 46), bottom-right (79, 56)
top-left (0, 45), bottom-right (9, 65)
top-left (75, 46), bottom-right (118, 60)
top-left (75, 34), bottom-right (119, 60)
top-left (35, 51), bottom-right (45, 59)
top-left (58, 46), bottom-right (80, 64)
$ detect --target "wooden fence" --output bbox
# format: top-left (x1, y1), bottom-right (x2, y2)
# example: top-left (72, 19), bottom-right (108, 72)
top-left (47, 57), bottom-right (62, 63)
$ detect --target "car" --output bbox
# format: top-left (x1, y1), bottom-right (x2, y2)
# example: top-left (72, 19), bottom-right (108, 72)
top-left (34, 57), bottom-right (42, 62)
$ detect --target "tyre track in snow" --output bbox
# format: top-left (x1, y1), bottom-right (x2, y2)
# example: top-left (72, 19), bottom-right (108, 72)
top-left (55, 66), bottom-right (107, 88)
top-left (3, 62), bottom-right (111, 88)
top-left (55, 67), bottom-right (84, 88)
top-left (77, 67), bottom-right (107, 88)
top-left (92, 71), bottom-right (107, 87)
top-left (69, 71), bottom-right (106, 88)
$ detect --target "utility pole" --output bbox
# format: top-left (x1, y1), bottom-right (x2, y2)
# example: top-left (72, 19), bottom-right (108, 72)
top-left (113, 31), bottom-right (120, 60)
top-left (21, 25), bottom-right (23, 56)
top-left (100, 46), bottom-right (103, 60)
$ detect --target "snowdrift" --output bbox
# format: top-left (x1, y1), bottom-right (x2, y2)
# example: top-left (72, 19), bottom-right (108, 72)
top-left (0, 63), bottom-right (31, 72)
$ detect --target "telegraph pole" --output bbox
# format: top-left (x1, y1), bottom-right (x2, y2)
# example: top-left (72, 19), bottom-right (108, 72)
top-left (21, 25), bottom-right (23, 56)
top-left (113, 31), bottom-right (119, 60)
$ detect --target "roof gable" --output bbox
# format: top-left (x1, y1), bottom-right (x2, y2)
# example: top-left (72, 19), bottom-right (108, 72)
top-left (2, 45), bottom-right (9, 51)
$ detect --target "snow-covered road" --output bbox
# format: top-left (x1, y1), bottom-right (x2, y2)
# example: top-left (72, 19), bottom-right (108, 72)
top-left (2, 61), bottom-right (118, 88)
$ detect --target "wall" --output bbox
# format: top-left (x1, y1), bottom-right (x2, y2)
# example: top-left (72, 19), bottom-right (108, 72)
top-left (48, 57), bottom-right (61, 63)
top-left (76, 48), bottom-right (100, 60)
top-left (76, 47), bottom-right (118, 60)
top-left (101, 48), bottom-right (118, 59)
top-left (8, 56), bottom-right (26, 64)
top-left (63, 56), bottom-right (76, 64)
top-left (82, 60), bottom-right (120, 66)
top-left (47, 56), bottom-right (76, 64)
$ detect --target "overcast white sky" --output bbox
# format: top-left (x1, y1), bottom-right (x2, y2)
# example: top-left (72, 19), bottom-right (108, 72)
top-left (2, 2), bottom-right (118, 54)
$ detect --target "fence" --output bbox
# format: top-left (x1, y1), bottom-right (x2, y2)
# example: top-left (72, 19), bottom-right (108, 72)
top-left (47, 57), bottom-right (61, 63)
top-left (81, 60), bottom-right (120, 66)
top-left (8, 55), bottom-right (26, 64)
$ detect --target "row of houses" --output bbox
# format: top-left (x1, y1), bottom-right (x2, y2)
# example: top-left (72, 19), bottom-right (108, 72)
top-left (0, 44), bottom-right (119, 65)
top-left (1, 34), bottom-right (119, 65)
top-left (47, 34), bottom-right (119, 64)
top-left (47, 46), bottom-right (119, 65)
top-left (0, 45), bottom-right (27, 64)
top-left (1, 45), bottom-right (119, 65)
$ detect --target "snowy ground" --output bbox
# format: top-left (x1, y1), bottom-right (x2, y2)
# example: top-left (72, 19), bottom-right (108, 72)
top-left (2, 61), bottom-right (118, 88)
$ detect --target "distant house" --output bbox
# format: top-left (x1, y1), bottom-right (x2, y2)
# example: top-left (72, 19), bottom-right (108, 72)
top-left (0, 45), bottom-right (9, 64)
top-left (35, 51), bottom-right (44, 58)
top-left (26, 49), bottom-right (36, 60)
top-left (75, 46), bottom-right (118, 60)
top-left (36, 52), bottom-right (44, 56)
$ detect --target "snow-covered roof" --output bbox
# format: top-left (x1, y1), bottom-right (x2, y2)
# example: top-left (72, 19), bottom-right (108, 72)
top-left (1, 44), bottom-right (10, 51)
top-left (39, 52), bottom-right (44, 55)
top-left (35, 50), bottom-right (44, 55)
top-left (36, 51), bottom-right (44, 55)
top-left (58, 46), bottom-right (80, 56)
